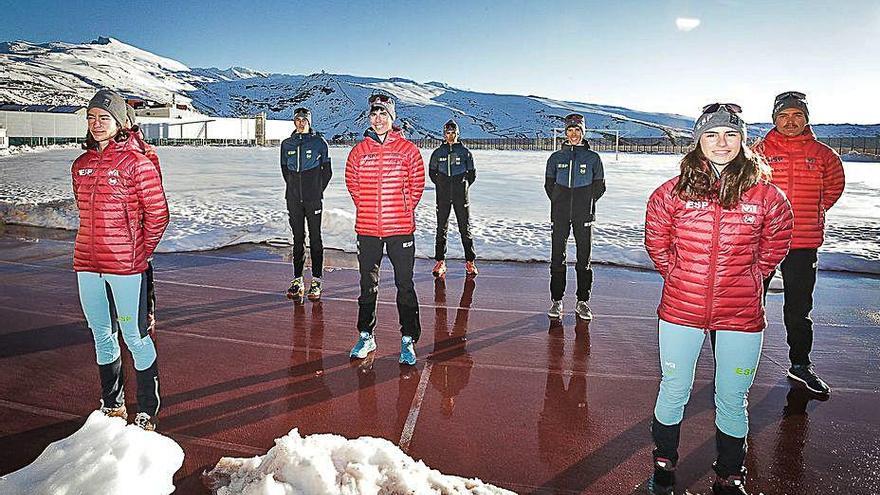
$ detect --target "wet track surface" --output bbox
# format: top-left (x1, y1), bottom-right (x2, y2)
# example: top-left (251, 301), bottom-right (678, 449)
top-left (1, 225), bottom-right (878, 494)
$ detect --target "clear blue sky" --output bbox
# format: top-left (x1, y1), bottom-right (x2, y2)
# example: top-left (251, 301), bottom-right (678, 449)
top-left (2, 0), bottom-right (878, 124)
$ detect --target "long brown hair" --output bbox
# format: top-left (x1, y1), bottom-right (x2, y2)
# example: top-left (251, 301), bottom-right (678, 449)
top-left (673, 145), bottom-right (771, 209)
top-left (83, 128), bottom-right (131, 150)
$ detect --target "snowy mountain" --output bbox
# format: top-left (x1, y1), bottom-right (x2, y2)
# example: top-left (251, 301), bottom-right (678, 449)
top-left (0, 37), bottom-right (204, 106)
top-left (2, 37), bottom-right (877, 140)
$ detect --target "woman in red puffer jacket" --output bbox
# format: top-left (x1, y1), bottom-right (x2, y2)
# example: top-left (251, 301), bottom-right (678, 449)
top-left (72, 89), bottom-right (168, 431)
top-left (643, 103), bottom-right (793, 495)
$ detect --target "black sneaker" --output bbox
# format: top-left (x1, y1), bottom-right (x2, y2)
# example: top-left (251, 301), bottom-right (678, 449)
top-left (712, 473), bottom-right (748, 495)
top-left (646, 457), bottom-right (675, 494)
top-left (787, 364), bottom-right (831, 395)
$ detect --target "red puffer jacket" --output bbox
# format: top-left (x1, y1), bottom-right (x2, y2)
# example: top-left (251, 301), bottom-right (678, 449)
top-left (754, 126), bottom-right (845, 249)
top-left (644, 177), bottom-right (793, 332)
top-left (345, 129), bottom-right (425, 237)
top-left (72, 135), bottom-right (169, 275)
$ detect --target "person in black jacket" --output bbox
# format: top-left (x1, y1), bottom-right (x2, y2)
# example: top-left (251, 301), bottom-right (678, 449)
top-left (544, 113), bottom-right (606, 321)
top-left (428, 119), bottom-right (478, 278)
top-left (281, 107), bottom-right (332, 301)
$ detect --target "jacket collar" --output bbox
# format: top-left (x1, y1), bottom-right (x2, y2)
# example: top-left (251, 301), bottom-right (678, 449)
top-left (290, 128), bottom-right (318, 138)
top-left (561, 141), bottom-right (591, 151)
top-left (364, 127), bottom-right (403, 145)
top-left (765, 125), bottom-right (817, 146)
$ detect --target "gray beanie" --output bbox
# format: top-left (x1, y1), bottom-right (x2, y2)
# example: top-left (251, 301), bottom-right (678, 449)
top-left (293, 107), bottom-right (312, 126)
top-left (693, 104), bottom-right (747, 141)
top-left (368, 94), bottom-right (396, 121)
top-left (772, 91), bottom-right (809, 123)
top-left (88, 90), bottom-right (129, 128)
top-left (444, 119), bottom-right (459, 133)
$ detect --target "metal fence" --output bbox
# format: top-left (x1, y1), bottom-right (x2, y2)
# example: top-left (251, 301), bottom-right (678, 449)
top-left (12, 135), bottom-right (871, 156)
top-left (333, 136), bottom-right (879, 156)
top-left (819, 137), bottom-right (880, 155)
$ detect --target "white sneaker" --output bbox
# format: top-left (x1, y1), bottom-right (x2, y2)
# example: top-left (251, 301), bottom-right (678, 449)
top-left (575, 300), bottom-right (593, 321)
top-left (547, 300), bottom-right (563, 319)
top-left (307, 278), bottom-right (322, 301)
top-left (133, 412), bottom-right (157, 431)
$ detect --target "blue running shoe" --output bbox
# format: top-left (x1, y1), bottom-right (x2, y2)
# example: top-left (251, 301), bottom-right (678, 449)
top-left (399, 335), bottom-right (416, 365)
top-left (350, 331), bottom-right (376, 359)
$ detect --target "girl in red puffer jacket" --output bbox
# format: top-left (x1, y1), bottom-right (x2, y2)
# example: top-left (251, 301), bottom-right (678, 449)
top-left (72, 90), bottom-right (169, 431)
top-left (643, 103), bottom-right (793, 495)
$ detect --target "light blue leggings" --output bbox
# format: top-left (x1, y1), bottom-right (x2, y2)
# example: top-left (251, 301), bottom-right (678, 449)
top-left (77, 271), bottom-right (157, 371)
top-left (654, 319), bottom-right (763, 438)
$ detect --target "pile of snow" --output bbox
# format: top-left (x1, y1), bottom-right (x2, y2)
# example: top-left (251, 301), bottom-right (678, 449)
top-left (0, 411), bottom-right (184, 495)
top-left (204, 428), bottom-right (514, 495)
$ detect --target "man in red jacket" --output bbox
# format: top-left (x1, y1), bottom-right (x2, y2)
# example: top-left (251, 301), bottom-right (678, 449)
top-left (756, 91), bottom-right (845, 395)
top-left (345, 93), bottom-right (425, 365)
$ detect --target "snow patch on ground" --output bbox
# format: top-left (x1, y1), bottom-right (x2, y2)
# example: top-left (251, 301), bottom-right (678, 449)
top-left (0, 411), bottom-right (183, 495)
top-left (204, 428), bottom-right (515, 495)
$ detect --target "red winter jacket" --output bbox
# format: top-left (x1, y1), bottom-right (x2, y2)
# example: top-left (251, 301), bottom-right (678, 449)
top-left (72, 135), bottom-right (169, 275)
top-left (644, 177), bottom-right (793, 332)
top-left (345, 129), bottom-right (425, 237)
top-left (754, 126), bottom-right (845, 249)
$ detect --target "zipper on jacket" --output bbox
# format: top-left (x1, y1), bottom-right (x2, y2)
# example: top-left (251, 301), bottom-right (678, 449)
top-left (788, 151), bottom-right (795, 207)
top-left (447, 143), bottom-right (453, 177)
top-left (704, 201), bottom-right (722, 330)
top-left (568, 145), bottom-right (575, 217)
top-left (89, 161), bottom-right (100, 268)
top-left (378, 143), bottom-right (385, 237)
top-left (297, 140), bottom-right (304, 201)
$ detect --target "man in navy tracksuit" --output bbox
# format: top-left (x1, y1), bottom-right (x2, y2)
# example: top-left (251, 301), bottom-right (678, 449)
top-left (281, 107), bottom-right (332, 301)
top-left (428, 119), bottom-right (478, 278)
top-left (544, 113), bottom-right (606, 320)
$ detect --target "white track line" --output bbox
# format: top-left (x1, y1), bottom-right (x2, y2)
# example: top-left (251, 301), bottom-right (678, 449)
top-left (398, 361), bottom-right (433, 452)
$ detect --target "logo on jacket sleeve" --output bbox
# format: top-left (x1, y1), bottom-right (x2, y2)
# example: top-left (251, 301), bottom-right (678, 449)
top-left (741, 203), bottom-right (757, 213)
top-left (78, 168), bottom-right (94, 176)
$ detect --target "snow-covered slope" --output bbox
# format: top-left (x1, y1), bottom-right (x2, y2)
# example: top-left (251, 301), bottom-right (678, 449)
top-left (189, 72), bottom-right (697, 139)
top-left (3, 37), bottom-right (877, 139)
top-left (0, 37), bottom-right (205, 106)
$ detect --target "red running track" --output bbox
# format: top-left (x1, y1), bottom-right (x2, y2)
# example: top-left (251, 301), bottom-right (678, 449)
top-left (1, 225), bottom-right (878, 494)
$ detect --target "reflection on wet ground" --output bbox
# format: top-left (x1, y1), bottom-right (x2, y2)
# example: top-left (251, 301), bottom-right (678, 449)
top-left (1, 225), bottom-right (878, 494)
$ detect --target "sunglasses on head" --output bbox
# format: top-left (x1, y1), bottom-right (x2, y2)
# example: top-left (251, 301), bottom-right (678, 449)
top-left (775, 91), bottom-right (806, 101)
top-left (564, 113), bottom-right (584, 123)
top-left (702, 103), bottom-right (743, 114)
top-left (369, 93), bottom-right (392, 104)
